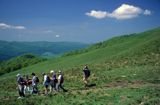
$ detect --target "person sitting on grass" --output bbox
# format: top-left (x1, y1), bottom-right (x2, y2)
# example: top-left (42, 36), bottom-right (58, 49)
top-left (57, 70), bottom-right (67, 92)
top-left (49, 70), bottom-right (58, 93)
top-left (31, 73), bottom-right (39, 94)
top-left (42, 73), bottom-right (51, 95)
top-left (82, 65), bottom-right (90, 88)
top-left (17, 73), bottom-right (25, 99)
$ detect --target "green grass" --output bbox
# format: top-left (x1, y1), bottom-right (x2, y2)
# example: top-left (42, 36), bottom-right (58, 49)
top-left (0, 27), bottom-right (160, 105)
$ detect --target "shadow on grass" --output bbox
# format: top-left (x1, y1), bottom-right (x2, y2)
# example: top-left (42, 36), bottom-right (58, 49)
top-left (87, 83), bottom-right (96, 87)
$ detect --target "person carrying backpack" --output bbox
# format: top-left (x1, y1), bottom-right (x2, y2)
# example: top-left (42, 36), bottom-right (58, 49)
top-left (57, 70), bottom-right (67, 92)
top-left (17, 73), bottom-right (25, 99)
top-left (82, 65), bottom-right (90, 88)
top-left (42, 73), bottom-right (50, 95)
top-left (24, 75), bottom-right (32, 94)
top-left (31, 73), bottom-right (39, 94)
top-left (49, 70), bottom-right (57, 93)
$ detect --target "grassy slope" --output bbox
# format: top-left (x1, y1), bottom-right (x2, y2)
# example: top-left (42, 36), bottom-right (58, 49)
top-left (0, 28), bottom-right (160, 105)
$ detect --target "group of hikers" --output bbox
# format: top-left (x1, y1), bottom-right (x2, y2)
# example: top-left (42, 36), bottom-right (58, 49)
top-left (16, 65), bottom-right (91, 99)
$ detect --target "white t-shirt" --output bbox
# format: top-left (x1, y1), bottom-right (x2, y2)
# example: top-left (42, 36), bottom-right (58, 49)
top-left (32, 76), bottom-right (36, 86)
top-left (58, 75), bottom-right (62, 80)
top-left (43, 75), bottom-right (48, 83)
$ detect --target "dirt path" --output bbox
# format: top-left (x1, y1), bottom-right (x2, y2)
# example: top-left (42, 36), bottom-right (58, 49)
top-left (105, 80), bottom-right (160, 88)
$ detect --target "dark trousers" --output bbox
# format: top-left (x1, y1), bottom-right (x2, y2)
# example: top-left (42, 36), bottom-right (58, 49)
top-left (57, 83), bottom-right (67, 92)
top-left (18, 85), bottom-right (25, 97)
top-left (32, 85), bottom-right (38, 94)
top-left (50, 81), bottom-right (57, 91)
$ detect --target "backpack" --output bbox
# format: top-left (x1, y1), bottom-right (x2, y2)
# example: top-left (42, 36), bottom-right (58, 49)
top-left (18, 77), bottom-right (25, 85)
top-left (86, 70), bottom-right (90, 77)
top-left (84, 69), bottom-right (90, 77)
top-left (60, 75), bottom-right (64, 84)
top-left (46, 76), bottom-right (51, 83)
top-left (54, 79), bottom-right (58, 83)
top-left (35, 76), bottom-right (39, 83)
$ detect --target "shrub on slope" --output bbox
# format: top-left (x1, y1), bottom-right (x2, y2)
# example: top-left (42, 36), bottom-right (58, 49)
top-left (0, 54), bottom-right (46, 75)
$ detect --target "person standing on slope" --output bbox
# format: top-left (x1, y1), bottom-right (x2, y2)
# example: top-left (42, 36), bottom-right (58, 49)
top-left (57, 70), bottom-right (67, 92)
top-left (49, 70), bottom-right (58, 93)
top-left (17, 73), bottom-right (25, 99)
top-left (31, 73), bottom-right (39, 94)
top-left (82, 65), bottom-right (90, 88)
top-left (42, 73), bottom-right (51, 95)
top-left (24, 75), bottom-right (32, 94)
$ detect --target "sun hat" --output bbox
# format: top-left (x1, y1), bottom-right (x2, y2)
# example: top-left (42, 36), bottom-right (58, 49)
top-left (50, 70), bottom-right (54, 73)
top-left (16, 73), bottom-right (21, 77)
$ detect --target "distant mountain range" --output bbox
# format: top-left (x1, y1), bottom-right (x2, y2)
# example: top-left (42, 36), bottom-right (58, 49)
top-left (0, 41), bottom-right (88, 60)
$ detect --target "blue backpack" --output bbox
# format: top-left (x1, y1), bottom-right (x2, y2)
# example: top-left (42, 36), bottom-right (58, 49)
top-left (46, 76), bottom-right (51, 83)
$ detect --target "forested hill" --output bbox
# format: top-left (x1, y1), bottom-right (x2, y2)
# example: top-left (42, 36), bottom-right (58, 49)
top-left (0, 41), bottom-right (88, 60)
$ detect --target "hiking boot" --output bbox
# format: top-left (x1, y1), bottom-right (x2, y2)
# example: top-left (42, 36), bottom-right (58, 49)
top-left (63, 90), bottom-right (68, 92)
top-left (17, 97), bottom-right (24, 99)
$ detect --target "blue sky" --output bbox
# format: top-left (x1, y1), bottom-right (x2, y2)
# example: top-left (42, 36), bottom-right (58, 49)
top-left (0, 0), bottom-right (160, 43)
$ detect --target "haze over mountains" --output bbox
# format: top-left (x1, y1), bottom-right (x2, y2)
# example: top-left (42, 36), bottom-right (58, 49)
top-left (0, 41), bottom-right (88, 61)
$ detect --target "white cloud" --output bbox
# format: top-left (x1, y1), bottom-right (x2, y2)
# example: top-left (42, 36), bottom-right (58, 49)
top-left (43, 30), bottom-right (53, 33)
top-left (0, 23), bottom-right (11, 29)
top-left (109, 4), bottom-right (143, 20)
top-left (0, 23), bottom-right (26, 30)
top-left (12, 25), bottom-right (26, 29)
top-left (86, 4), bottom-right (151, 20)
top-left (143, 9), bottom-right (151, 15)
top-left (86, 10), bottom-right (108, 19)
top-left (55, 35), bottom-right (60, 38)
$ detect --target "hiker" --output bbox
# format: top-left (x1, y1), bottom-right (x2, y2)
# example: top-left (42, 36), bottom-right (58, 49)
top-left (42, 73), bottom-right (51, 95)
top-left (57, 70), bottom-right (67, 92)
top-left (17, 73), bottom-right (25, 99)
top-left (49, 70), bottom-right (58, 93)
top-left (24, 75), bottom-right (32, 94)
top-left (31, 73), bottom-right (39, 94)
top-left (82, 65), bottom-right (90, 88)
